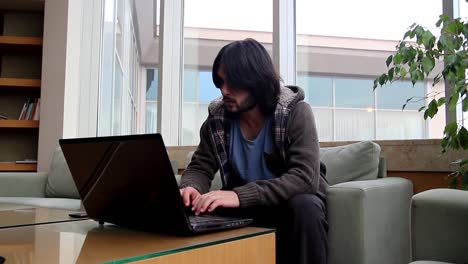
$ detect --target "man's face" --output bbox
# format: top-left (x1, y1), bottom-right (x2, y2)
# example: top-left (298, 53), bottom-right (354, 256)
top-left (217, 68), bottom-right (256, 114)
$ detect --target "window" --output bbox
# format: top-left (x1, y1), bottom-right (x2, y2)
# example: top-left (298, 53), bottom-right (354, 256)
top-left (181, 0), bottom-right (273, 145)
top-left (98, 0), bottom-right (140, 136)
top-left (298, 74), bottom-right (427, 141)
top-left (296, 0), bottom-right (444, 141)
top-left (146, 69), bottom-right (158, 133)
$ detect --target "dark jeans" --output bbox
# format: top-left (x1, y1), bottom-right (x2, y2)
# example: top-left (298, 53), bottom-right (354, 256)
top-left (218, 194), bottom-right (328, 264)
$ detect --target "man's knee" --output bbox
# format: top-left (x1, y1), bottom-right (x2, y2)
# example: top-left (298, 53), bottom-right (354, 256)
top-left (287, 194), bottom-right (327, 223)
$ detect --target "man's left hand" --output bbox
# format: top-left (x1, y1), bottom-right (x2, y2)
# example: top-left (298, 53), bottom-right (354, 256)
top-left (192, 190), bottom-right (240, 215)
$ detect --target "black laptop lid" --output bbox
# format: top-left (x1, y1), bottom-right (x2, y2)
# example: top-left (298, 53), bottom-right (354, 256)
top-left (59, 134), bottom-right (191, 233)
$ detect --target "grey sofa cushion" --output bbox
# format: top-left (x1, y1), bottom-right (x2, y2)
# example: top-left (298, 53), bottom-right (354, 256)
top-left (0, 197), bottom-right (81, 211)
top-left (45, 147), bottom-right (80, 199)
top-left (320, 141), bottom-right (381, 185)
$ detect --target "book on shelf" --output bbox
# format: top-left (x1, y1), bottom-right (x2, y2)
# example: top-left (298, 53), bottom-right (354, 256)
top-left (0, 114), bottom-right (8, 120)
top-left (15, 159), bottom-right (37, 164)
top-left (32, 98), bottom-right (40, 120)
top-left (18, 98), bottom-right (40, 120)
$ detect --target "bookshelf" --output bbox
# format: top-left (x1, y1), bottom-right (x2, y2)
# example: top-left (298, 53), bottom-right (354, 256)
top-left (0, 36), bottom-right (42, 52)
top-left (0, 8), bottom-right (43, 172)
top-left (0, 162), bottom-right (37, 172)
top-left (0, 120), bottom-right (39, 128)
top-left (0, 78), bottom-right (41, 89)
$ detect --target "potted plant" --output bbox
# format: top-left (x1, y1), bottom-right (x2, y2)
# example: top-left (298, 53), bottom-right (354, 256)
top-left (374, 14), bottom-right (467, 189)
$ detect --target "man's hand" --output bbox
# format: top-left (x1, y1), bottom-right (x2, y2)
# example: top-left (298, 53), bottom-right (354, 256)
top-left (179, 187), bottom-right (201, 207)
top-left (192, 190), bottom-right (240, 215)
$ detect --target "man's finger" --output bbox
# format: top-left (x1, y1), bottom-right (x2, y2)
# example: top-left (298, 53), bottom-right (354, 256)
top-left (198, 196), bottom-right (216, 215)
top-left (189, 190), bottom-right (199, 201)
top-left (182, 189), bottom-right (193, 206)
top-left (207, 200), bottom-right (220, 212)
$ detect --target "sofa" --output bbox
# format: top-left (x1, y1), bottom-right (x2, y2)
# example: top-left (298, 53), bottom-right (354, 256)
top-left (410, 188), bottom-right (468, 264)
top-left (0, 141), bottom-right (413, 264)
top-left (179, 141), bottom-right (413, 264)
top-left (0, 147), bottom-right (81, 210)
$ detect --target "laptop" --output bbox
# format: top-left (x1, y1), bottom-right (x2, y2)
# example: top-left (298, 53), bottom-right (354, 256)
top-left (59, 134), bottom-right (252, 235)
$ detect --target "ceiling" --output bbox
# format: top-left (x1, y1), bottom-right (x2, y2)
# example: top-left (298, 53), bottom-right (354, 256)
top-left (0, 0), bottom-right (45, 11)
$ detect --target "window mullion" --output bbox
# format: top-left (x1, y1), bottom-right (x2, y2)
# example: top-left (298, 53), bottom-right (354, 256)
top-left (157, 0), bottom-right (184, 145)
top-left (273, 0), bottom-right (296, 85)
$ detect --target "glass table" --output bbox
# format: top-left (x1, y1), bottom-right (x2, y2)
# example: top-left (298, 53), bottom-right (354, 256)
top-left (0, 220), bottom-right (275, 264)
top-left (0, 203), bottom-right (87, 229)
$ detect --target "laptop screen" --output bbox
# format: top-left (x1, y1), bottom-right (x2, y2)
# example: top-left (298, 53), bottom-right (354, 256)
top-left (59, 134), bottom-right (190, 232)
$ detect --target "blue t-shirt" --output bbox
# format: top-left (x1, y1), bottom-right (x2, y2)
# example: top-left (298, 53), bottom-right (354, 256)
top-left (229, 117), bottom-right (275, 183)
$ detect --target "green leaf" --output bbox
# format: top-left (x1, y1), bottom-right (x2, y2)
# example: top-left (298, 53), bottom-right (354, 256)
top-left (425, 99), bottom-right (439, 119)
top-left (440, 33), bottom-right (457, 51)
top-left (402, 96), bottom-right (415, 110)
top-left (400, 67), bottom-right (407, 78)
top-left (445, 22), bottom-right (459, 35)
top-left (388, 68), bottom-right (394, 80)
top-left (463, 97), bottom-right (468, 112)
top-left (444, 121), bottom-right (458, 135)
top-left (417, 70), bottom-right (425, 81)
top-left (403, 30), bottom-right (412, 40)
top-left (436, 14), bottom-right (451, 27)
top-left (459, 127), bottom-right (468, 150)
top-left (386, 55), bottom-right (393, 67)
top-left (378, 74), bottom-right (388, 86)
top-left (418, 106), bottom-right (426, 112)
top-left (422, 30), bottom-right (435, 49)
top-left (414, 25), bottom-right (424, 37)
top-left (433, 74), bottom-right (442, 86)
top-left (394, 53), bottom-right (403, 64)
top-left (441, 137), bottom-right (449, 151)
top-left (437, 97), bottom-right (446, 107)
top-left (448, 92), bottom-right (460, 111)
top-left (422, 57), bottom-right (435, 74)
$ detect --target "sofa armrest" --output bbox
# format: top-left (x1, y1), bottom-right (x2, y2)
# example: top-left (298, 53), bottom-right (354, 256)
top-left (327, 177), bottom-right (412, 264)
top-left (411, 189), bottom-right (468, 263)
top-left (0, 172), bottom-right (48, 197)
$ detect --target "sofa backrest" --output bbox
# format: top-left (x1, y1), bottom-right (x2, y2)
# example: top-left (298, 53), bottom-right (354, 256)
top-left (319, 141), bottom-right (381, 185)
top-left (45, 147), bottom-right (80, 199)
top-left (185, 141), bottom-right (383, 188)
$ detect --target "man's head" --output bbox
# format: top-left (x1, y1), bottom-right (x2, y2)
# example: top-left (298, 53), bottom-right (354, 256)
top-left (212, 38), bottom-right (281, 116)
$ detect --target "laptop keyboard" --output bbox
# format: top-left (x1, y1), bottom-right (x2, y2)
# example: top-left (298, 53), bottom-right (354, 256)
top-left (189, 215), bottom-right (236, 224)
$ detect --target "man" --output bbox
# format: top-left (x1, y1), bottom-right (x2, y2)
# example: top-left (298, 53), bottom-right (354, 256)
top-left (179, 38), bottom-right (329, 264)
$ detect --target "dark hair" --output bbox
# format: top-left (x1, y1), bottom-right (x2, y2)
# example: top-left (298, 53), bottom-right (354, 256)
top-left (212, 38), bottom-right (281, 115)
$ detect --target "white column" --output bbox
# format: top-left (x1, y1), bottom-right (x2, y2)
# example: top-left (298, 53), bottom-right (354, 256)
top-left (38, 0), bottom-right (70, 171)
top-left (77, 0), bottom-right (101, 138)
top-left (273, 0), bottom-right (296, 85)
top-left (38, 0), bottom-right (95, 171)
top-left (157, 0), bottom-right (184, 145)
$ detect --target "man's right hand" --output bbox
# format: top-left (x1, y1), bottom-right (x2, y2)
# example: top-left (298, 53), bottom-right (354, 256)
top-left (179, 187), bottom-right (201, 207)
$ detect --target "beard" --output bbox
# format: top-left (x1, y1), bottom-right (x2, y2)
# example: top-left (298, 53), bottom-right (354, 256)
top-left (223, 95), bottom-right (257, 116)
